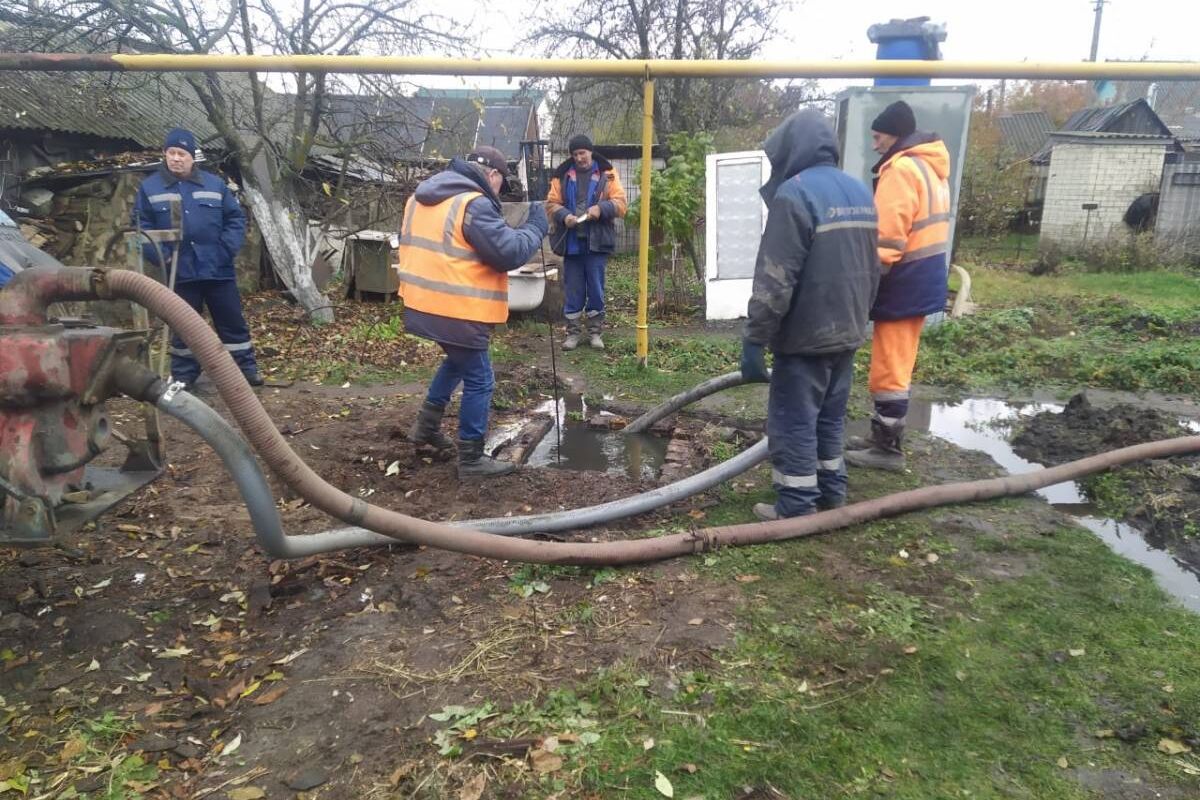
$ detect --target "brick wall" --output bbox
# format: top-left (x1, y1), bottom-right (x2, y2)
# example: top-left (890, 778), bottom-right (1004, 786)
top-left (1040, 142), bottom-right (1167, 248)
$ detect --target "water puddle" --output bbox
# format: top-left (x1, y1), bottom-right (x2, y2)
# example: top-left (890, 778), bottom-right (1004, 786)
top-left (908, 397), bottom-right (1200, 612)
top-left (526, 395), bottom-right (668, 481)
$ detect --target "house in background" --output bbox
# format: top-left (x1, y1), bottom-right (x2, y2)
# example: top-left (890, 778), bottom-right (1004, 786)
top-left (1032, 100), bottom-right (1180, 251)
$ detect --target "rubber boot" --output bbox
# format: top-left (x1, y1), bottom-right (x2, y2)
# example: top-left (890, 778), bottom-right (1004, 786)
top-left (753, 502), bottom-right (779, 521)
top-left (562, 317), bottom-right (582, 351)
top-left (845, 418), bottom-right (906, 472)
top-left (587, 314), bottom-right (605, 349)
top-left (408, 401), bottom-right (454, 452)
top-left (458, 438), bottom-right (517, 480)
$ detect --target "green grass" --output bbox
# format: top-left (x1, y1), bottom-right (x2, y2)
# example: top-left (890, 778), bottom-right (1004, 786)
top-left (414, 445), bottom-right (1200, 798)
top-left (915, 266), bottom-right (1200, 393)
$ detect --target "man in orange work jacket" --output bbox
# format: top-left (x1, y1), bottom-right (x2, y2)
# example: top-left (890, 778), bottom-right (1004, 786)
top-left (396, 146), bottom-right (548, 480)
top-left (846, 101), bottom-right (951, 472)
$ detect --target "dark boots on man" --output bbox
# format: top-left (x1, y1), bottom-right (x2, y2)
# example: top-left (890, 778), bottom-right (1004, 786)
top-left (457, 438), bottom-right (516, 479)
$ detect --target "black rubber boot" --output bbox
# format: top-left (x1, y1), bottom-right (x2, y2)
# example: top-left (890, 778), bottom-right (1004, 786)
top-left (845, 418), bottom-right (906, 472)
top-left (458, 438), bottom-right (517, 480)
top-left (408, 401), bottom-right (455, 452)
top-left (562, 317), bottom-right (582, 351)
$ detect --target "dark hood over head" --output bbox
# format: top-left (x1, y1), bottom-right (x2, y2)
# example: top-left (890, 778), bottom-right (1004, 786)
top-left (760, 110), bottom-right (840, 202)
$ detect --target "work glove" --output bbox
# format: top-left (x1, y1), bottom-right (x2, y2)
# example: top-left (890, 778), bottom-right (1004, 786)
top-left (740, 340), bottom-right (769, 383)
top-left (525, 202), bottom-right (548, 235)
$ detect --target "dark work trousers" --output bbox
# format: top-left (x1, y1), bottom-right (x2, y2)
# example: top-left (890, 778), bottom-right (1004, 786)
top-left (169, 279), bottom-right (259, 384)
top-left (425, 343), bottom-right (494, 441)
top-left (766, 349), bottom-right (857, 517)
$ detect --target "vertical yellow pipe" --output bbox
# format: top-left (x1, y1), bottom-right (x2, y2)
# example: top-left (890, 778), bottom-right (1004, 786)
top-left (637, 76), bottom-right (654, 366)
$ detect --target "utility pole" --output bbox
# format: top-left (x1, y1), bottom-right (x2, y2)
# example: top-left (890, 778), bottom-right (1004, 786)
top-left (1089, 0), bottom-right (1107, 62)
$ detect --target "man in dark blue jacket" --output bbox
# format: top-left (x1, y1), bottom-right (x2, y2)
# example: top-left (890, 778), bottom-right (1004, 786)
top-left (133, 128), bottom-right (261, 389)
top-left (740, 110), bottom-right (879, 520)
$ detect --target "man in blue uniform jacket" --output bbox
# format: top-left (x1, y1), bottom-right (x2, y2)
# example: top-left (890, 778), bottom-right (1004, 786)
top-left (134, 128), bottom-right (262, 389)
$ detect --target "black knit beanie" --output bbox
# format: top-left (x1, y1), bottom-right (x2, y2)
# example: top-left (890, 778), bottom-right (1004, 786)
top-left (871, 101), bottom-right (917, 138)
top-left (567, 134), bottom-right (594, 153)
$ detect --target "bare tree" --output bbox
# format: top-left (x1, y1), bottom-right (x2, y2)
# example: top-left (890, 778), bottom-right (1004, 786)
top-left (526, 0), bottom-right (789, 138)
top-left (4, 1), bottom-right (465, 322)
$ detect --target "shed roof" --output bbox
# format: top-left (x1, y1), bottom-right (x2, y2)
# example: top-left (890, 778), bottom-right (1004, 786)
top-left (997, 110), bottom-right (1053, 159)
top-left (0, 70), bottom-right (223, 147)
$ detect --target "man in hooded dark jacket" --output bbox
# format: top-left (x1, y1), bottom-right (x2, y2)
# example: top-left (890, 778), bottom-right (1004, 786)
top-left (740, 110), bottom-right (879, 520)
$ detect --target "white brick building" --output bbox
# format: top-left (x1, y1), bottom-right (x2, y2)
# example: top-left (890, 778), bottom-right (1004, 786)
top-left (1040, 133), bottom-right (1171, 248)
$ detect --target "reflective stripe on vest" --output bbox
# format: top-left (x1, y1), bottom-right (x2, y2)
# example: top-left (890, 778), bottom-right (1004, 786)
top-left (395, 191), bottom-right (509, 324)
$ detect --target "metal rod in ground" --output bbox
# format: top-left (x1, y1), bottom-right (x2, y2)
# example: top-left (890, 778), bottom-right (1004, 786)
top-left (539, 246), bottom-right (562, 463)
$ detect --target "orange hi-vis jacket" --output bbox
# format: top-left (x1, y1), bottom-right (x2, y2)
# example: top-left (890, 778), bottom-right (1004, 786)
top-left (396, 190), bottom-right (509, 324)
top-left (872, 139), bottom-right (952, 321)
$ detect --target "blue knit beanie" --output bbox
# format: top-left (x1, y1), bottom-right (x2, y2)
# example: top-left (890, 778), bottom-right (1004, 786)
top-left (163, 128), bottom-right (197, 156)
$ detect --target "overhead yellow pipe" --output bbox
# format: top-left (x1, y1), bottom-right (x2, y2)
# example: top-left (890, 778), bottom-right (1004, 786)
top-left (2, 53), bottom-right (1198, 80)
top-left (637, 77), bottom-right (655, 366)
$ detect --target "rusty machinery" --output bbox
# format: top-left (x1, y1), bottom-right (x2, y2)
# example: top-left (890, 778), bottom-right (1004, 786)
top-left (0, 271), bottom-right (162, 546)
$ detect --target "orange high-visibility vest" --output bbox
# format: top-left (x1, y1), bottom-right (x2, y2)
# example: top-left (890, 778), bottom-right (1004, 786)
top-left (395, 191), bottom-right (509, 323)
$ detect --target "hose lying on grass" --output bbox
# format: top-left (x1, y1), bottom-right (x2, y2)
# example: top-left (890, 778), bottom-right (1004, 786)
top-left (8, 266), bottom-right (1199, 566)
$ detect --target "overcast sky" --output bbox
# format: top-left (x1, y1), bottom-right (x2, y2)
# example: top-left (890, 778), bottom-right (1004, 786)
top-left (427, 0), bottom-right (1199, 90)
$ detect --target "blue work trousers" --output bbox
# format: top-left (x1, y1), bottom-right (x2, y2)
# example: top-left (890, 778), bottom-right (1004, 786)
top-left (767, 349), bottom-right (857, 518)
top-left (562, 253), bottom-right (607, 321)
top-left (169, 279), bottom-right (258, 384)
top-left (425, 343), bottom-right (494, 441)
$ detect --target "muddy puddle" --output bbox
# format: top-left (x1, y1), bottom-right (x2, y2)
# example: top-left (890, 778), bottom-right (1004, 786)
top-left (910, 397), bottom-right (1200, 612)
top-left (521, 395), bottom-right (668, 480)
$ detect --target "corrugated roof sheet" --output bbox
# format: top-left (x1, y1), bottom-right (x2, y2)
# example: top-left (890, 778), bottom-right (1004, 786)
top-left (0, 70), bottom-right (232, 147)
top-left (320, 94), bottom-right (534, 162)
top-left (1033, 99), bottom-right (1174, 164)
top-left (997, 111), bottom-right (1052, 159)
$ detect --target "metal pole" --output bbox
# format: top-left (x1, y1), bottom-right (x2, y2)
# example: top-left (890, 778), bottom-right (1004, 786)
top-left (1090, 0), bottom-right (1106, 62)
top-left (1, 53), bottom-right (1198, 81)
top-left (637, 77), bottom-right (654, 367)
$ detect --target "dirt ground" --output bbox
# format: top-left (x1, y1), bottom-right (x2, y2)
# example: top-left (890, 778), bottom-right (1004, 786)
top-left (0, 363), bottom-right (746, 799)
top-left (1013, 392), bottom-right (1200, 567)
top-left (4, 331), bottom-right (1200, 798)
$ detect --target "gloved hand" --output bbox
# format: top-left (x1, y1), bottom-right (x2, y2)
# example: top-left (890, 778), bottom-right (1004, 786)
top-left (525, 202), bottom-right (548, 235)
top-left (740, 340), bottom-right (769, 383)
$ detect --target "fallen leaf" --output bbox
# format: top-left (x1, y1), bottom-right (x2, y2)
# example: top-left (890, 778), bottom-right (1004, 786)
top-left (228, 789), bottom-right (265, 800)
top-left (459, 771), bottom-right (487, 800)
top-left (252, 685), bottom-right (289, 706)
top-left (156, 646), bottom-right (193, 659)
top-left (529, 748), bottom-right (563, 773)
top-left (220, 733), bottom-right (242, 757)
top-left (273, 649), bottom-right (307, 665)
top-left (1056, 756), bottom-right (1069, 769)
top-left (734, 574), bottom-right (761, 584)
top-left (1158, 738), bottom-right (1191, 755)
top-left (655, 770), bottom-right (674, 797)
top-left (60, 736), bottom-right (86, 762)
top-left (389, 761), bottom-right (418, 786)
